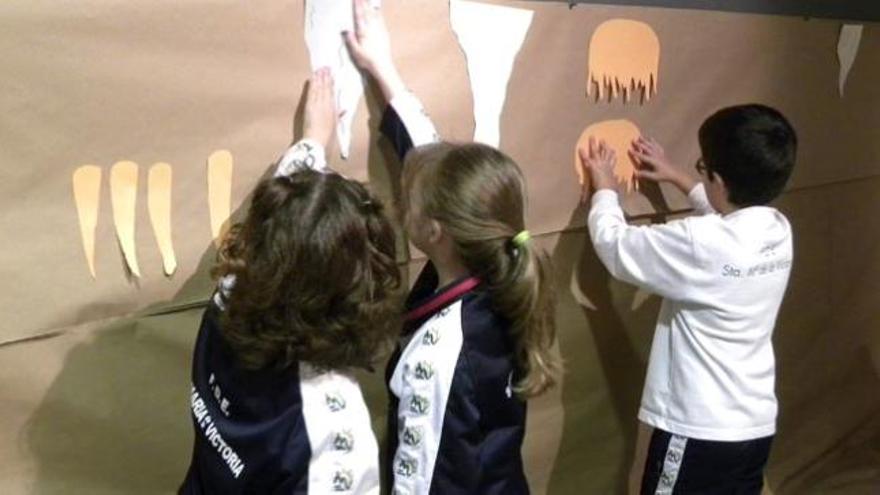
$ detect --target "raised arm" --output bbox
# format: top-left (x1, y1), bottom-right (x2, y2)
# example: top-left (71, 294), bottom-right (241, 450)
top-left (630, 136), bottom-right (716, 214)
top-left (580, 137), bottom-right (704, 301)
top-left (344, 0), bottom-right (438, 161)
top-left (275, 68), bottom-right (336, 177)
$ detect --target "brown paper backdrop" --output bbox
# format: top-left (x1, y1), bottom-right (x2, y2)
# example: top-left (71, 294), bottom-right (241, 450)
top-left (1, 1), bottom-right (878, 493)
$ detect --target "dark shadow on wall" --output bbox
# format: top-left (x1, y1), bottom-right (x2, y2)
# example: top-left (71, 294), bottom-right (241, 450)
top-left (22, 313), bottom-right (200, 494)
top-left (546, 205), bottom-right (660, 494)
top-left (22, 82), bottom-right (404, 494)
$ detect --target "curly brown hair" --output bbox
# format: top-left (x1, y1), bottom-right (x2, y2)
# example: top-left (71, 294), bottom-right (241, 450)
top-left (212, 169), bottom-right (402, 372)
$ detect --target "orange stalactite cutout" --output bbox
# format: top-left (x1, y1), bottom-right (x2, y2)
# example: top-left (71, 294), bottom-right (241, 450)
top-left (207, 150), bottom-right (233, 248)
top-left (148, 162), bottom-right (177, 276)
top-left (575, 119), bottom-right (642, 192)
top-left (72, 165), bottom-right (102, 279)
top-left (110, 160), bottom-right (141, 278)
top-left (587, 19), bottom-right (660, 103)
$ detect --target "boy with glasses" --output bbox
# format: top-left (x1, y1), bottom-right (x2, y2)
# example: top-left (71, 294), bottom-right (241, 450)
top-left (579, 104), bottom-right (797, 493)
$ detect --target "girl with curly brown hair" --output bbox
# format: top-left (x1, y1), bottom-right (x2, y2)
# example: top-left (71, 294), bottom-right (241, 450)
top-left (180, 69), bottom-right (400, 494)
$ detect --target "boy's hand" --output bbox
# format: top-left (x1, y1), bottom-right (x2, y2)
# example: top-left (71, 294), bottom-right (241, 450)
top-left (344, 0), bottom-right (405, 101)
top-left (302, 68), bottom-right (336, 148)
top-left (578, 137), bottom-right (618, 202)
top-left (630, 136), bottom-right (697, 193)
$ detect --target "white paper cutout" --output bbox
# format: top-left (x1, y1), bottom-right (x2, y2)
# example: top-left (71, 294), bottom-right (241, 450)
top-left (837, 24), bottom-right (863, 97)
top-left (72, 165), bottom-right (102, 279)
top-left (304, 0), bottom-right (380, 159)
top-left (110, 161), bottom-right (141, 278)
top-left (450, 0), bottom-right (533, 147)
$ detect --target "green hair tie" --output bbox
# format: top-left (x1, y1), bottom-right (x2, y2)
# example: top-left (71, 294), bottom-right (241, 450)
top-left (512, 230), bottom-right (531, 247)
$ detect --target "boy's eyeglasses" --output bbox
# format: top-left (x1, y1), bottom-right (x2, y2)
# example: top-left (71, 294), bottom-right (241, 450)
top-left (695, 158), bottom-right (713, 179)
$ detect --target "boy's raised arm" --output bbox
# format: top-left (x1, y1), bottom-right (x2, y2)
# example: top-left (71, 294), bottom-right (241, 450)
top-left (631, 136), bottom-right (716, 214)
top-left (581, 138), bottom-right (704, 301)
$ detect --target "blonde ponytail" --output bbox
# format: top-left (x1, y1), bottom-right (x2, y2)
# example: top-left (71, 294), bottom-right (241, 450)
top-left (404, 142), bottom-right (562, 398)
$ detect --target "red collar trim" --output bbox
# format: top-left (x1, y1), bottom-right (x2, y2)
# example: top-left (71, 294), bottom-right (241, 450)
top-left (404, 276), bottom-right (481, 323)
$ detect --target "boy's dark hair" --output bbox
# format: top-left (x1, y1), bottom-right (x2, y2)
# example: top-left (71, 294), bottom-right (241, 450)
top-left (698, 104), bottom-right (797, 206)
top-left (213, 169), bottom-right (401, 372)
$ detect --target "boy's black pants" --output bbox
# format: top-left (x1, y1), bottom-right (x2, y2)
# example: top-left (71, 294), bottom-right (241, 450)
top-left (640, 428), bottom-right (773, 494)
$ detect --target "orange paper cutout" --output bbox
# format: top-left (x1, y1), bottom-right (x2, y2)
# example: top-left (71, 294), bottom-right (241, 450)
top-left (575, 119), bottom-right (642, 192)
top-left (148, 162), bottom-right (177, 276)
top-left (110, 160), bottom-right (141, 278)
top-left (72, 165), bottom-right (102, 278)
top-left (207, 150), bottom-right (233, 248)
top-left (587, 19), bottom-right (659, 103)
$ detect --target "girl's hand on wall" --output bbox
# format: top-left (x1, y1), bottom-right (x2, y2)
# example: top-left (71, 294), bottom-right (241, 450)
top-left (303, 68), bottom-right (337, 148)
top-left (344, 0), bottom-right (405, 102)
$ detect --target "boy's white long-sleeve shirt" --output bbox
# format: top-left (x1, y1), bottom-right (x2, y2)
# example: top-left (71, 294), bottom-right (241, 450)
top-left (588, 184), bottom-right (793, 441)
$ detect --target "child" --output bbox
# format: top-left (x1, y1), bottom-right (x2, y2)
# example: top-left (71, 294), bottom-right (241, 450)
top-left (345, 1), bottom-right (560, 493)
top-left (179, 69), bottom-right (401, 494)
top-left (580, 105), bottom-right (797, 493)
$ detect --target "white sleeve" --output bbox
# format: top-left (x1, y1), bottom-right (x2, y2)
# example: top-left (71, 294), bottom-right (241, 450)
top-left (687, 183), bottom-right (716, 215)
top-left (274, 138), bottom-right (329, 177)
top-left (588, 190), bottom-right (701, 300)
top-left (212, 274), bottom-right (236, 311)
top-left (389, 92), bottom-right (440, 147)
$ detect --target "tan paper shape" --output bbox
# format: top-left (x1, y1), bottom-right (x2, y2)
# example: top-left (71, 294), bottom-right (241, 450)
top-left (207, 150), bottom-right (233, 248)
top-left (110, 161), bottom-right (141, 278)
top-left (148, 163), bottom-right (177, 276)
top-left (837, 24), bottom-right (863, 97)
top-left (587, 19), bottom-right (660, 103)
top-left (72, 165), bottom-right (102, 279)
top-left (575, 119), bottom-right (642, 192)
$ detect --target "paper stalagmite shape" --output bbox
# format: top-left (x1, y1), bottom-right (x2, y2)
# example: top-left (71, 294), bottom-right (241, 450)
top-left (148, 162), bottom-right (177, 276)
top-left (587, 19), bottom-right (660, 103)
top-left (72, 165), bottom-right (102, 278)
top-left (575, 119), bottom-right (642, 192)
top-left (450, 0), bottom-right (534, 147)
top-left (110, 161), bottom-right (141, 278)
top-left (207, 150), bottom-right (233, 248)
top-left (304, 0), bottom-right (380, 159)
top-left (837, 24), bottom-right (863, 97)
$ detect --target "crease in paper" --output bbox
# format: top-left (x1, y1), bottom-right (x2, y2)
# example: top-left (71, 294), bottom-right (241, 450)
top-left (110, 161), bottom-right (141, 278)
top-left (450, 0), bottom-right (533, 147)
top-left (588, 19), bottom-right (659, 103)
top-left (837, 24), bottom-right (863, 97)
top-left (73, 165), bottom-right (102, 279)
top-left (208, 150), bottom-right (234, 248)
top-left (148, 162), bottom-right (177, 276)
top-left (575, 119), bottom-right (642, 192)
top-left (304, 0), bottom-right (380, 159)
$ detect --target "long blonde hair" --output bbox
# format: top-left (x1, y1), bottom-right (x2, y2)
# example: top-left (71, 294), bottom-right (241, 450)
top-left (403, 142), bottom-right (561, 397)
